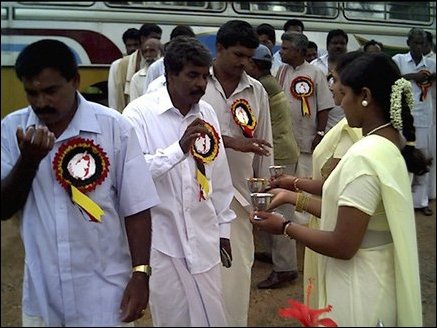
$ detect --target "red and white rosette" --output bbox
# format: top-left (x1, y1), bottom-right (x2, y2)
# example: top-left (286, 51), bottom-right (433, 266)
top-left (52, 137), bottom-right (110, 222)
top-left (290, 76), bottom-right (314, 117)
top-left (230, 98), bottom-right (257, 138)
top-left (190, 119), bottom-right (220, 201)
top-left (417, 69), bottom-right (432, 101)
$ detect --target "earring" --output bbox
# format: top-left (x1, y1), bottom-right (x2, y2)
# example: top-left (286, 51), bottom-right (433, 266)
top-left (361, 100), bottom-right (368, 107)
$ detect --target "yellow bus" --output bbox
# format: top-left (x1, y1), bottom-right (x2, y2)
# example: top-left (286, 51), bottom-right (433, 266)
top-left (2, 1), bottom-right (435, 117)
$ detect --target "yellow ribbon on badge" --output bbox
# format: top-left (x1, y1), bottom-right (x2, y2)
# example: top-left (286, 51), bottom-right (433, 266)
top-left (301, 96), bottom-right (311, 116)
top-left (71, 185), bottom-right (104, 222)
top-left (196, 168), bottom-right (210, 200)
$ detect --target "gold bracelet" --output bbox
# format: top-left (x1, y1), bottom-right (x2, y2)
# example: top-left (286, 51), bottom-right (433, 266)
top-left (133, 264), bottom-right (152, 276)
top-left (293, 177), bottom-right (300, 192)
top-left (295, 193), bottom-right (310, 213)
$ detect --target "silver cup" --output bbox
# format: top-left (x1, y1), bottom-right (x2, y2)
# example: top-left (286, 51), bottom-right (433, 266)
top-left (250, 192), bottom-right (273, 220)
top-left (246, 177), bottom-right (269, 193)
top-left (269, 165), bottom-right (286, 178)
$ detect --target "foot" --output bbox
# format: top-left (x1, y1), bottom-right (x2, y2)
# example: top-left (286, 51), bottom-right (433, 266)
top-left (257, 270), bottom-right (298, 289)
top-left (254, 252), bottom-right (272, 264)
top-left (415, 206), bottom-right (433, 216)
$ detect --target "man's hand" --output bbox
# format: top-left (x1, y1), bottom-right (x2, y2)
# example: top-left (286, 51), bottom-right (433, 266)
top-left (16, 125), bottom-right (55, 168)
top-left (119, 273), bottom-right (149, 322)
top-left (179, 118), bottom-right (209, 154)
top-left (225, 136), bottom-right (272, 156)
top-left (220, 237), bottom-right (232, 268)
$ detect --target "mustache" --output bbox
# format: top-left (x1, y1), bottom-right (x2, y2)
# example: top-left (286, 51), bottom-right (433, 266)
top-left (190, 89), bottom-right (205, 97)
top-left (33, 106), bottom-right (56, 115)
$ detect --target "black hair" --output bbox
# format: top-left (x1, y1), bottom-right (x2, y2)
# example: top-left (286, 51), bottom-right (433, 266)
top-left (363, 39), bottom-right (383, 52)
top-left (307, 41), bottom-right (318, 50)
top-left (256, 23), bottom-right (276, 45)
top-left (340, 53), bottom-right (430, 175)
top-left (15, 39), bottom-right (77, 81)
top-left (335, 51), bottom-right (365, 73)
top-left (122, 28), bottom-right (140, 43)
top-left (139, 23), bottom-right (162, 38)
top-left (164, 36), bottom-right (212, 76)
top-left (216, 20), bottom-right (259, 49)
top-left (283, 19), bottom-right (304, 32)
top-left (170, 25), bottom-right (195, 40)
top-left (326, 29), bottom-right (348, 49)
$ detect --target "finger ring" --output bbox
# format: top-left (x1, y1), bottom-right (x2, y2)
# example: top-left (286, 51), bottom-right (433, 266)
top-left (141, 309), bottom-right (146, 315)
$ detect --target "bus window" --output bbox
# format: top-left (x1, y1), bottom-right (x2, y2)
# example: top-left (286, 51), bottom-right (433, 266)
top-left (389, 2), bottom-right (432, 22)
top-left (233, 2), bottom-right (338, 18)
top-left (105, 1), bottom-right (225, 11)
top-left (344, 2), bottom-right (434, 24)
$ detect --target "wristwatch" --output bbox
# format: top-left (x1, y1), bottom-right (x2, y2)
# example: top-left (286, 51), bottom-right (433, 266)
top-left (316, 130), bottom-right (325, 137)
top-left (132, 264), bottom-right (152, 276)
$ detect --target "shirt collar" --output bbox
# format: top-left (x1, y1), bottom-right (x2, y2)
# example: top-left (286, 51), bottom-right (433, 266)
top-left (155, 86), bottom-right (201, 117)
top-left (26, 92), bottom-right (102, 141)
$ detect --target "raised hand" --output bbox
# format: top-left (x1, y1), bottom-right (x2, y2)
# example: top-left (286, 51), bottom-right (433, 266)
top-left (16, 125), bottom-right (55, 168)
top-left (179, 118), bottom-right (209, 154)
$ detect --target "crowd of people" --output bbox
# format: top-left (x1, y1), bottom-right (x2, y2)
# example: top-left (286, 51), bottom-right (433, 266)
top-left (1, 16), bottom-right (435, 327)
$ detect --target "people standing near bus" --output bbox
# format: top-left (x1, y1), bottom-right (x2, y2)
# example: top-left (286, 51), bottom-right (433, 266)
top-left (256, 23), bottom-right (276, 54)
top-left (422, 30), bottom-right (436, 201)
top-left (129, 38), bottom-right (162, 101)
top-left (142, 24), bottom-right (195, 95)
top-left (276, 31), bottom-right (334, 227)
top-left (311, 29), bottom-right (349, 131)
top-left (122, 28), bottom-right (141, 56)
top-left (108, 23), bottom-right (162, 112)
top-left (244, 44), bottom-right (300, 289)
top-left (1, 39), bottom-right (160, 327)
top-left (123, 36), bottom-right (235, 326)
top-left (271, 19), bottom-right (305, 76)
top-left (251, 52), bottom-right (427, 327)
top-left (306, 41), bottom-right (319, 63)
top-left (202, 20), bottom-right (273, 326)
top-left (393, 27), bottom-right (436, 216)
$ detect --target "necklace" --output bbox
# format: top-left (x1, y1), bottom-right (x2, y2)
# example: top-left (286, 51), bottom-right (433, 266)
top-left (366, 122), bottom-right (392, 136)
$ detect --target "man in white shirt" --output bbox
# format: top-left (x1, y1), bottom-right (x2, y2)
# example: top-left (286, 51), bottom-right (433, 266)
top-left (393, 27), bottom-right (436, 216)
top-left (108, 23), bottom-right (162, 112)
top-left (310, 29), bottom-right (348, 131)
top-left (202, 20), bottom-right (273, 327)
top-left (129, 38), bottom-right (162, 102)
top-left (123, 36), bottom-right (235, 327)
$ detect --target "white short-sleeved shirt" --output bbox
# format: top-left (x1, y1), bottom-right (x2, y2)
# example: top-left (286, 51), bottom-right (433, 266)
top-left (1, 93), bottom-right (160, 326)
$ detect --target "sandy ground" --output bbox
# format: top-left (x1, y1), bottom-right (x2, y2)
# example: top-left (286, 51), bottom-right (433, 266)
top-left (1, 200), bottom-right (435, 327)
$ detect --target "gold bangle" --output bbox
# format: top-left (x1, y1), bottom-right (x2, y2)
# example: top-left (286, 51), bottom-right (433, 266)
top-left (133, 264), bottom-right (152, 276)
top-left (295, 193), bottom-right (310, 213)
top-left (293, 178), bottom-right (300, 192)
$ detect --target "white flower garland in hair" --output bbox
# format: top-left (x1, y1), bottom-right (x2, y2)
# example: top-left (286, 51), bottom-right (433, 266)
top-left (390, 78), bottom-right (414, 130)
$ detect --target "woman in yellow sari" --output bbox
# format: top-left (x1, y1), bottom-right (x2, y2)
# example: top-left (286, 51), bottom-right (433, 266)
top-left (251, 53), bottom-right (430, 326)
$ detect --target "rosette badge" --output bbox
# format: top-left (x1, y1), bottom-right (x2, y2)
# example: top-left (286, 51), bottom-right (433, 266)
top-left (231, 98), bottom-right (257, 138)
top-left (191, 120), bottom-right (220, 201)
top-left (53, 137), bottom-right (110, 222)
top-left (290, 76), bottom-right (314, 117)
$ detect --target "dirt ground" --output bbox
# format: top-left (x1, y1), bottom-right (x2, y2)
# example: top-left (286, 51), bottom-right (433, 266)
top-left (1, 200), bottom-right (435, 327)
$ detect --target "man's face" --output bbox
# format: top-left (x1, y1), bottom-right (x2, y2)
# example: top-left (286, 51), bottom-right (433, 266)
top-left (280, 40), bottom-right (302, 66)
top-left (125, 38), bottom-right (140, 55)
top-left (327, 36), bottom-right (347, 58)
top-left (167, 62), bottom-right (209, 106)
top-left (258, 34), bottom-right (274, 51)
top-left (408, 34), bottom-right (425, 59)
top-left (216, 43), bottom-right (255, 78)
top-left (306, 47), bottom-right (318, 62)
top-left (22, 67), bottom-right (79, 130)
top-left (141, 38), bottom-right (161, 64)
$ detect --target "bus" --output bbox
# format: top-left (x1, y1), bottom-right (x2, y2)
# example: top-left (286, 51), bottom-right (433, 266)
top-left (1, 1), bottom-right (435, 117)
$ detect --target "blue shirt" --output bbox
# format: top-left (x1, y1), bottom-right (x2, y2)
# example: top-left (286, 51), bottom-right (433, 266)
top-left (1, 93), bottom-right (160, 326)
